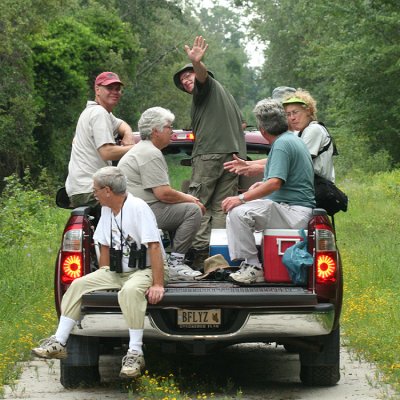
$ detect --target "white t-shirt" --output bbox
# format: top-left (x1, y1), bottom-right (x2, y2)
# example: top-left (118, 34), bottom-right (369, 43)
top-left (65, 101), bottom-right (122, 196)
top-left (296, 121), bottom-right (335, 182)
top-left (118, 140), bottom-right (169, 204)
top-left (93, 193), bottom-right (165, 272)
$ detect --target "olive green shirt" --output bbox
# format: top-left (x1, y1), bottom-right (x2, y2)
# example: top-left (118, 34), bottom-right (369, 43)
top-left (191, 76), bottom-right (246, 159)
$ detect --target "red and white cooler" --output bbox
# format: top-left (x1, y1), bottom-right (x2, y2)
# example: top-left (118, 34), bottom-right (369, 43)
top-left (262, 229), bottom-right (305, 283)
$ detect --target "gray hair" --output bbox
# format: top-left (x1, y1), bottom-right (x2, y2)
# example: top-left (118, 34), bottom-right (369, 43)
top-left (93, 166), bottom-right (126, 194)
top-left (138, 107), bottom-right (175, 140)
top-left (253, 98), bottom-right (288, 136)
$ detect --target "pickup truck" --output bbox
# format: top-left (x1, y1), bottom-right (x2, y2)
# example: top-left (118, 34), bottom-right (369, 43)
top-left (54, 129), bottom-right (342, 388)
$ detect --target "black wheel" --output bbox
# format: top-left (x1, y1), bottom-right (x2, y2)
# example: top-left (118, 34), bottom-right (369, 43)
top-left (60, 335), bottom-right (100, 388)
top-left (60, 365), bottom-right (100, 388)
top-left (283, 344), bottom-right (299, 353)
top-left (299, 326), bottom-right (340, 386)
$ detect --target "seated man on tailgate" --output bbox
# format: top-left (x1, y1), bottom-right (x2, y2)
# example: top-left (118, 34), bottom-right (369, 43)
top-left (118, 107), bottom-right (205, 281)
top-left (221, 98), bottom-right (315, 284)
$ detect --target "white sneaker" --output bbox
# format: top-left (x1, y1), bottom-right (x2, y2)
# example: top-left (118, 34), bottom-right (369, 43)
top-left (168, 255), bottom-right (202, 280)
top-left (119, 350), bottom-right (145, 379)
top-left (32, 336), bottom-right (67, 359)
top-left (229, 261), bottom-right (264, 284)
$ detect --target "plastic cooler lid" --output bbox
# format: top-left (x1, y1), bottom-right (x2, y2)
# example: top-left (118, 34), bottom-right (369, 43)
top-left (263, 228), bottom-right (306, 236)
top-left (210, 229), bottom-right (262, 246)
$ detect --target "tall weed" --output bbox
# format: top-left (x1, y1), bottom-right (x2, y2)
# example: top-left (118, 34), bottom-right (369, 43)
top-left (333, 130), bottom-right (394, 178)
top-left (337, 169), bottom-right (400, 391)
top-left (0, 172), bottom-right (68, 391)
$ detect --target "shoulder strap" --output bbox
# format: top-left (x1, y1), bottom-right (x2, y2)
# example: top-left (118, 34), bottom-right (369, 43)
top-left (299, 122), bottom-right (338, 156)
top-left (317, 122), bottom-right (339, 156)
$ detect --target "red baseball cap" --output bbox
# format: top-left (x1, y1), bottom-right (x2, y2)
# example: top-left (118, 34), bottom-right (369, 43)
top-left (94, 72), bottom-right (123, 87)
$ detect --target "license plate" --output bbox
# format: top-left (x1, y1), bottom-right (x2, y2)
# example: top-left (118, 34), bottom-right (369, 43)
top-left (176, 133), bottom-right (188, 139)
top-left (177, 309), bottom-right (221, 328)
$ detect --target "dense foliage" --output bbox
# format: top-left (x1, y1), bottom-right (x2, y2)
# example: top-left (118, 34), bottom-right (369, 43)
top-left (0, 0), bottom-right (255, 189)
top-left (0, 0), bottom-right (399, 191)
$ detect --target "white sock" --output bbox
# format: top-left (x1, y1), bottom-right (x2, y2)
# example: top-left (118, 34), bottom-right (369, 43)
top-left (55, 316), bottom-right (77, 345)
top-left (129, 329), bottom-right (144, 354)
top-left (245, 258), bottom-right (262, 268)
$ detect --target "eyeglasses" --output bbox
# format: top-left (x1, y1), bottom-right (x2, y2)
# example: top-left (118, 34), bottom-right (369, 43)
top-left (163, 124), bottom-right (174, 131)
top-left (93, 186), bottom-right (106, 194)
top-left (286, 110), bottom-right (302, 118)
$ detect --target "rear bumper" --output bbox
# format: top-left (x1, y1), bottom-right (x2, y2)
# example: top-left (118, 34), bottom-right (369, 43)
top-left (72, 304), bottom-right (335, 341)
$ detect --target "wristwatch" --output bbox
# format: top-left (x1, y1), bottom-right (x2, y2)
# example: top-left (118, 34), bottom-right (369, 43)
top-left (238, 193), bottom-right (246, 204)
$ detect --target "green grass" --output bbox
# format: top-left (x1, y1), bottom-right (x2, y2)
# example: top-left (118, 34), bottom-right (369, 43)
top-left (336, 170), bottom-right (400, 392)
top-left (1, 167), bottom-right (400, 396)
top-left (0, 185), bottom-right (68, 394)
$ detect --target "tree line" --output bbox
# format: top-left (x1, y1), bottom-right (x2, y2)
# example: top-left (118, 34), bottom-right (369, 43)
top-left (1, 0), bottom-right (398, 192)
top-left (245, 0), bottom-right (400, 174)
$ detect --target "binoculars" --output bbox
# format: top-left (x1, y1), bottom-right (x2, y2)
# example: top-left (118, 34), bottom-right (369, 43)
top-left (109, 243), bottom-right (147, 273)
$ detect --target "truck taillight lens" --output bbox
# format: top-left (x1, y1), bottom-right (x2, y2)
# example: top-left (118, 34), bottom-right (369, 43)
top-left (63, 229), bottom-right (82, 251)
top-left (61, 228), bottom-right (84, 284)
top-left (315, 228), bottom-right (337, 284)
top-left (61, 253), bottom-right (83, 283)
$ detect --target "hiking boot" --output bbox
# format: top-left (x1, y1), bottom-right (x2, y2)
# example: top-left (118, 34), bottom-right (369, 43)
top-left (32, 336), bottom-right (67, 359)
top-left (191, 247), bottom-right (209, 271)
top-left (119, 350), bottom-right (145, 379)
top-left (229, 262), bottom-right (264, 284)
top-left (168, 255), bottom-right (202, 280)
top-left (184, 248), bottom-right (195, 266)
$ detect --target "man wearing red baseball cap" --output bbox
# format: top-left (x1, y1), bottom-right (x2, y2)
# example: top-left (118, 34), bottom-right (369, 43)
top-left (94, 71), bottom-right (123, 86)
top-left (65, 71), bottom-right (135, 214)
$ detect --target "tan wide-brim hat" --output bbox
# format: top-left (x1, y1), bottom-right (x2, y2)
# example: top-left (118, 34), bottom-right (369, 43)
top-left (194, 254), bottom-right (231, 280)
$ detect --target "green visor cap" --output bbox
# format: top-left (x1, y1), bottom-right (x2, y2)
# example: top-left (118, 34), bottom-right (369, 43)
top-left (282, 96), bottom-right (308, 106)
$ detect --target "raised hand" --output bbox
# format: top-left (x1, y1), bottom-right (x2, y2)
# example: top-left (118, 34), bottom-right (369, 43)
top-left (184, 36), bottom-right (208, 63)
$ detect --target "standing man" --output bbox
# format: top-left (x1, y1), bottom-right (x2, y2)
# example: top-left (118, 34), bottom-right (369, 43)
top-left (65, 71), bottom-right (135, 211)
top-left (118, 107), bottom-right (205, 280)
top-left (222, 99), bottom-right (315, 284)
top-left (173, 35), bottom-right (246, 267)
top-left (33, 166), bottom-right (166, 379)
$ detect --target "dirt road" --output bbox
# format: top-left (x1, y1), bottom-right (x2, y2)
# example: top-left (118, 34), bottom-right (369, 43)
top-left (2, 342), bottom-right (396, 400)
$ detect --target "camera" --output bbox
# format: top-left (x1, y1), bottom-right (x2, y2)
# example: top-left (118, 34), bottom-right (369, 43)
top-left (109, 248), bottom-right (123, 273)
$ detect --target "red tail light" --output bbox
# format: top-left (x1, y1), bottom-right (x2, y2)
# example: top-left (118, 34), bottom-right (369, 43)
top-left (60, 227), bottom-right (84, 284)
top-left (187, 132), bottom-right (195, 140)
top-left (61, 253), bottom-right (83, 283)
top-left (315, 225), bottom-right (337, 284)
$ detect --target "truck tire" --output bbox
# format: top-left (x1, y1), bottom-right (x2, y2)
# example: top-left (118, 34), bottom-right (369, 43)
top-left (299, 326), bottom-right (340, 386)
top-left (60, 365), bottom-right (100, 389)
top-left (60, 335), bottom-right (100, 388)
top-left (283, 344), bottom-right (299, 353)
